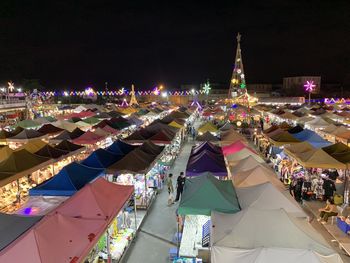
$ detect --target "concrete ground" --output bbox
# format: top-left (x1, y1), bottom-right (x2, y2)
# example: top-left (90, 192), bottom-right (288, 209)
top-left (122, 139), bottom-right (195, 263)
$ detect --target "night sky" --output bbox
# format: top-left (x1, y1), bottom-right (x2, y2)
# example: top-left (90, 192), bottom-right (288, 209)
top-left (0, 1), bottom-right (349, 90)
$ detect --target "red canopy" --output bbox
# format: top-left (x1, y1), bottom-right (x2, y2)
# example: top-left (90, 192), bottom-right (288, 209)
top-left (0, 178), bottom-right (133, 262)
top-left (222, 140), bottom-right (256, 156)
top-left (72, 131), bottom-right (104, 145)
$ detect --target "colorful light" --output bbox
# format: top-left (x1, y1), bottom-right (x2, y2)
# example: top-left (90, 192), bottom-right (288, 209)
top-left (202, 81), bottom-right (211, 95)
top-left (7, 81), bottom-right (14, 92)
top-left (304, 81), bottom-right (316, 92)
top-left (153, 87), bottom-right (160, 95)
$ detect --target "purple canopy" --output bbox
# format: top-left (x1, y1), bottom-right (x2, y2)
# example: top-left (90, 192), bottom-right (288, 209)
top-left (191, 141), bottom-right (222, 156)
top-left (188, 149), bottom-right (225, 164)
top-left (186, 150), bottom-right (227, 177)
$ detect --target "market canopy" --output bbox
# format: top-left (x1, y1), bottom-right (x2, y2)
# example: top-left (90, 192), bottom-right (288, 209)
top-left (198, 122), bottom-right (218, 134)
top-left (226, 148), bottom-right (264, 166)
top-left (196, 131), bottom-right (219, 142)
top-left (101, 125), bottom-right (119, 135)
top-left (291, 129), bottom-right (331, 148)
top-left (127, 115), bottom-right (144, 127)
top-left (107, 140), bottom-right (136, 155)
top-left (232, 166), bottom-right (282, 189)
top-left (222, 140), bottom-right (254, 156)
top-left (330, 126), bottom-right (349, 136)
top-left (37, 124), bottom-right (64, 135)
top-left (16, 119), bottom-right (41, 129)
top-left (29, 162), bottom-right (104, 196)
top-left (178, 172), bottom-right (240, 216)
top-left (321, 124), bottom-right (338, 134)
top-left (0, 149), bottom-right (52, 187)
top-left (54, 177), bottom-right (134, 221)
top-left (138, 140), bottom-right (164, 155)
top-left (0, 213), bottom-right (43, 251)
top-left (269, 131), bottom-right (301, 146)
top-left (323, 142), bottom-right (350, 155)
top-left (284, 141), bottom-right (315, 160)
top-left (52, 120), bottom-right (78, 132)
top-left (0, 130), bottom-right (12, 143)
top-left (93, 127), bottom-right (110, 137)
top-left (219, 122), bottom-right (234, 131)
top-left (220, 130), bottom-right (247, 146)
top-left (34, 145), bottom-right (69, 159)
top-left (187, 150), bottom-right (227, 177)
top-left (0, 146), bottom-right (13, 163)
top-left (211, 208), bottom-right (341, 263)
top-left (82, 116), bottom-right (100, 125)
top-left (149, 129), bottom-right (175, 144)
top-left (55, 140), bottom-right (85, 153)
top-left (168, 120), bottom-right (184, 129)
top-left (305, 117), bottom-right (330, 130)
top-left (236, 182), bottom-right (306, 217)
top-left (191, 141), bottom-right (222, 156)
top-left (81, 149), bottom-right (124, 169)
top-left (230, 155), bottom-right (266, 174)
top-left (107, 148), bottom-right (156, 174)
top-left (287, 125), bottom-right (304, 134)
top-left (7, 129), bottom-right (47, 143)
top-left (295, 148), bottom-right (347, 169)
top-left (95, 112), bottom-right (111, 119)
top-left (15, 139), bottom-right (47, 153)
top-left (72, 131), bottom-right (104, 145)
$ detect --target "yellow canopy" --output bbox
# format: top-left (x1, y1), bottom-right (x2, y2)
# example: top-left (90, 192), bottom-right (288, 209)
top-left (168, 121), bottom-right (183, 129)
top-left (198, 122), bottom-right (218, 134)
top-left (284, 142), bottom-right (315, 160)
top-left (220, 130), bottom-right (247, 146)
top-left (15, 139), bottom-right (47, 153)
top-left (0, 146), bottom-right (13, 162)
top-left (117, 107), bottom-right (137, 115)
top-left (296, 148), bottom-right (346, 169)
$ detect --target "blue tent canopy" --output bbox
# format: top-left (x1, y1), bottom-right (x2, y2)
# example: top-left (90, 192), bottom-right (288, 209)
top-left (29, 162), bottom-right (104, 196)
top-left (81, 149), bottom-right (124, 168)
top-left (107, 140), bottom-right (136, 155)
top-left (291, 129), bottom-right (331, 148)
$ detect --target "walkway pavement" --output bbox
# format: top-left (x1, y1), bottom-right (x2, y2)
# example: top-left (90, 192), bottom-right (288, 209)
top-left (122, 139), bottom-right (195, 263)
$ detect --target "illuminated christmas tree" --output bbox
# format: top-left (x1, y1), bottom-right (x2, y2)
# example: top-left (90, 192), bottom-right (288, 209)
top-left (129, 84), bottom-right (138, 105)
top-left (228, 33), bottom-right (247, 98)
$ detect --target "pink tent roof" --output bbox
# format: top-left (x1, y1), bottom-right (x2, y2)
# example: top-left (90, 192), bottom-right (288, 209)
top-left (0, 178), bottom-right (133, 263)
top-left (56, 177), bottom-right (134, 220)
top-left (222, 140), bottom-right (256, 156)
top-left (72, 131), bottom-right (104, 145)
top-left (102, 125), bottom-right (119, 135)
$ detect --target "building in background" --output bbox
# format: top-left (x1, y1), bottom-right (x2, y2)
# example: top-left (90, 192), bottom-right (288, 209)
top-left (283, 76), bottom-right (321, 96)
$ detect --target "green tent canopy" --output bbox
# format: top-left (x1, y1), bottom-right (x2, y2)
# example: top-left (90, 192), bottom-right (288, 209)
top-left (16, 119), bottom-right (41, 129)
top-left (82, 117), bottom-right (101, 125)
top-left (178, 172), bottom-right (240, 216)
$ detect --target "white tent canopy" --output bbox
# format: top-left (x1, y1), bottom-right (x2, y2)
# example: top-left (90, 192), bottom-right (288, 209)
top-left (211, 208), bottom-right (342, 263)
top-left (232, 166), bottom-right (283, 189)
top-left (230, 155), bottom-right (267, 174)
top-left (236, 182), bottom-right (306, 217)
top-left (305, 117), bottom-right (330, 130)
top-left (226, 148), bottom-right (264, 165)
top-left (52, 120), bottom-right (78, 132)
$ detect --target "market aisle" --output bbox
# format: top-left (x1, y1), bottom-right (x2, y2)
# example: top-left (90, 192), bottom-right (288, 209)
top-left (123, 140), bottom-right (195, 263)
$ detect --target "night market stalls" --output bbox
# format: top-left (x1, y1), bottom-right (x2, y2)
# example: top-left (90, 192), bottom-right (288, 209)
top-left (0, 178), bottom-right (137, 263)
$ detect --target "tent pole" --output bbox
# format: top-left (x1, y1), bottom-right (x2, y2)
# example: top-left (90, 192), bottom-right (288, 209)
top-left (134, 193), bottom-right (138, 231)
top-left (144, 174), bottom-right (148, 209)
top-left (106, 228), bottom-right (111, 263)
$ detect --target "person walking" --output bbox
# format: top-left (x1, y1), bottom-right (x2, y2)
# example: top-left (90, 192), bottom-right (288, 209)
top-left (175, 172), bottom-right (186, 202)
top-left (167, 173), bottom-right (174, 205)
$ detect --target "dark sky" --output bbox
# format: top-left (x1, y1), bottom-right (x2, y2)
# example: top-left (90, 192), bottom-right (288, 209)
top-left (0, 0), bottom-right (350, 90)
